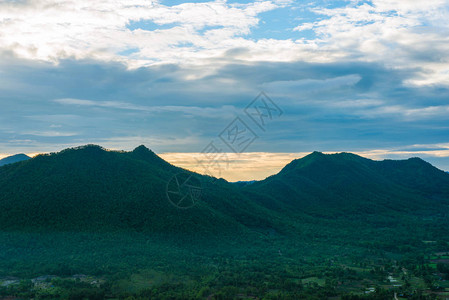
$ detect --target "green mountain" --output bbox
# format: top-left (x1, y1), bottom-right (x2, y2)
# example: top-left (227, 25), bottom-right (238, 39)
top-left (245, 151), bottom-right (449, 216)
top-left (0, 145), bottom-right (276, 235)
top-left (0, 153), bottom-right (30, 167)
top-left (1, 146), bottom-right (448, 236)
top-left (1, 145), bottom-right (449, 299)
top-left (242, 151), bottom-right (449, 248)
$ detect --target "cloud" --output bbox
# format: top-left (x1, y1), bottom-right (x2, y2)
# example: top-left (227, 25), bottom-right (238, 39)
top-left (54, 98), bottom-right (239, 118)
top-left (23, 131), bottom-right (79, 137)
top-left (0, 0), bottom-right (449, 175)
top-left (1, 56), bottom-right (448, 160)
top-left (1, 0), bottom-right (447, 86)
top-left (295, 0), bottom-right (449, 85)
top-left (0, 0), bottom-right (288, 65)
top-left (261, 74), bottom-right (362, 96)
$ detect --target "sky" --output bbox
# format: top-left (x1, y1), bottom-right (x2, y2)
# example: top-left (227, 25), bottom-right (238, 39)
top-left (1, 0), bottom-right (449, 181)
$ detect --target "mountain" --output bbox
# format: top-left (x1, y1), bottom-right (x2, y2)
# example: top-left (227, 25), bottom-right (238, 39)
top-left (1, 146), bottom-right (448, 239)
top-left (235, 152), bottom-right (449, 245)
top-left (1, 146), bottom-right (449, 298)
top-left (0, 145), bottom-right (277, 235)
top-left (245, 151), bottom-right (449, 212)
top-left (0, 153), bottom-right (30, 166)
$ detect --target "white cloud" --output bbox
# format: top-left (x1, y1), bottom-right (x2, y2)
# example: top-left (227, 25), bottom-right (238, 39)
top-left (0, 0), bottom-right (290, 65)
top-left (295, 0), bottom-right (449, 85)
top-left (293, 23), bottom-right (314, 32)
top-left (0, 0), bottom-right (448, 85)
top-left (2, 0), bottom-right (447, 85)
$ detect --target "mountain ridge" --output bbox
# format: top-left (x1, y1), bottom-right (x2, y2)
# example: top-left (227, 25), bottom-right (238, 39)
top-left (1, 145), bottom-right (448, 238)
top-left (244, 149), bottom-right (449, 220)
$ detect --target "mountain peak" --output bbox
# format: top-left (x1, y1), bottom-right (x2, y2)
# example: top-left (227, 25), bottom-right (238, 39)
top-left (301, 151), bottom-right (326, 161)
top-left (407, 156), bottom-right (426, 162)
top-left (132, 145), bottom-right (158, 157)
top-left (278, 151), bottom-right (371, 176)
top-left (130, 145), bottom-right (174, 168)
top-left (303, 151), bottom-right (362, 159)
top-left (133, 145), bottom-right (152, 153)
top-left (62, 144), bottom-right (106, 153)
top-left (310, 151), bottom-right (325, 156)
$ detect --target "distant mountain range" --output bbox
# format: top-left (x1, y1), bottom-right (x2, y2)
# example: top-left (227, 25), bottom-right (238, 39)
top-left (0, 145), bottom-right (448, 242)
top-left (0, 153), bottom-right (30, 167)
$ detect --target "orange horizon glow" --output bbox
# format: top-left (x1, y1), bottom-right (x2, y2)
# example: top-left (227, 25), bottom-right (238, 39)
top-left (1, 149), bottom-right (448, 182)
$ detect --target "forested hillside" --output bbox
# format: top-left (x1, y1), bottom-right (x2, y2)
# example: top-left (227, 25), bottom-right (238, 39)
top-left (1, 145), bottom-right (449, 299)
